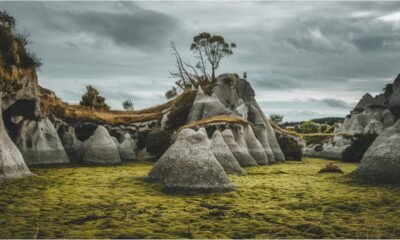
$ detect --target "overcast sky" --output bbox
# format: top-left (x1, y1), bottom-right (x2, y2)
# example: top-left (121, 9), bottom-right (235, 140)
top-left (1, 1), bottom-right (400, 121)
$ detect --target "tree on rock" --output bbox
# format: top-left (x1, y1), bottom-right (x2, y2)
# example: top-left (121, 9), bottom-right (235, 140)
top-left (122, 99), bottom-right (134, 111)
top-left (190, 32), bottom-right (236, 81)
top-left (79, 85), bottom-right (109, 112)
top-left (270, 114), bottom-right (284, 125)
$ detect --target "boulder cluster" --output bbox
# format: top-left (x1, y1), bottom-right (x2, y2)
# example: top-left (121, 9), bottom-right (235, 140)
top-left (304, 74), bottom-right (400, 184)
top-left (304, 75), bottom-right (398, 161)
top-left (147, 74), bottom-right (286, 191)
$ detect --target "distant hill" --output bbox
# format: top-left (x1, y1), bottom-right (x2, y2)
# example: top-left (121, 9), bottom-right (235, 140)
top-left (281, 117), bottom-right (344, 127)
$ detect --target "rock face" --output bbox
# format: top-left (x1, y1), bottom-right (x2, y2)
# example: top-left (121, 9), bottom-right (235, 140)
top-left (78, 126), bottom-right (121, 164)
top-left (58, 125), bottom-right (81, 162)
top-left (118, 133), bottom-right (137, 161)
top-left (243, 125), bottom-right (269, 165)
top-left (210, 130), bottom-right (244, 174)
top-left (355, 93), bottom-right (376, 110)
top-left (0, 102), bottom-right (31, 179)
top-left (186, 87), bottom-right (232, 124)
top-left (354, 120), bottom-right (400, 183)
top-left (389, 74), bottom-right (400, 117)
top-left (214, 73), bottom-right (285, 162)
top-left (222, 129), bottom-right (257, 167)
top-left (304, 135), bottom-right (351, 160)
top-left (15, 118), bottom-right (69, 166)
top-left (147, 128), bottom-right (233, 191)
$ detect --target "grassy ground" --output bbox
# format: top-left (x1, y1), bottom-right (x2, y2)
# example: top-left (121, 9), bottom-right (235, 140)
top-left (0, 158), bottom-right (399, 239)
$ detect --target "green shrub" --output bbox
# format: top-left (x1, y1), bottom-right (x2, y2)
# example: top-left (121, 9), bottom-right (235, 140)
top-left (342, 133), bottom-right (377, 163)
top-left (276, 133), bottom-right (302, 161)
top-left (165, 90), bottom-right (197, 131)
top-left (137, 129), bottom-right (151, 150)
top-left (146, 129), bottom-right (171, 157)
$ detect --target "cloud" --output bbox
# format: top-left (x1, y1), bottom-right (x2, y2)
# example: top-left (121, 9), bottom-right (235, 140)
top-left (2, 1), bottom-right (400, 121)
top-left (320, 98), bottom-right (352, 109)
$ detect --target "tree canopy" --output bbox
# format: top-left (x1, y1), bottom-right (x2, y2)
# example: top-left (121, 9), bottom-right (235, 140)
top-left (79, 85), bottom-right (109, 112)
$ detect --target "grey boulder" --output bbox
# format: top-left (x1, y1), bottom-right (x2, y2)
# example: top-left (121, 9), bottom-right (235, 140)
top-left (147, 128), bottom-right (233, 191)
top-left (78, 126), bottom-right (121, 164)
top-left (222, 129), bottom-right (257, 167)
top-left (0, 107), bottom-right (31, 179)
top-left (210, 130), bottom-right (244, 175)
top-left (15, 118), bottom-right (69, 166)
top-left (353, 119), bottom-right (400, 183)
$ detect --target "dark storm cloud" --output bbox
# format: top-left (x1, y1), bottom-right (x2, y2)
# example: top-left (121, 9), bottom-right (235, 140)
top-left (320, 99), bottom-right (352, 109)
top-left (1, 1), bottom-right (400, 121)
top-left (63, 5), bottom-right (181, 51)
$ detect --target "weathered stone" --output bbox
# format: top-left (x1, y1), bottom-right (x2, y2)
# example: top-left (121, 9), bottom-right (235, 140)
top-left (118, 133), bottom-right (137, 161)
top-left (147, 128), bottom-right (233, 191)
top-left (210, 130), bottom-right (245, 174)
top-left (58, 125), bottom-right (81, 162)
top-left (15, 118), bottom-right (69, 166)
top-left (78, 126), bottom-right (121, 164)
top-left (0, 101), bottom-right (31, 179)
top-left (243, 125), bottom-right (269, 165)
top-left (222, 129), bottom-right (257, 167)
top-left (354, 119), bottom-right (400, 183)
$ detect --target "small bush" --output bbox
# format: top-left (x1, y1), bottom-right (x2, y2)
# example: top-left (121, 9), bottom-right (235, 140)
top-left (165, 90), bottom-right (196, 131)
top-left (137, 129), bottom-right (151, 150)
top-left (276, 133), bottom-right (302, 161)
top-left (341, 133), bottom-right (377, 163)
top-left (319, 162), bottom-right (343, 174)
top-left (146, 129), bottom-right (171, 157)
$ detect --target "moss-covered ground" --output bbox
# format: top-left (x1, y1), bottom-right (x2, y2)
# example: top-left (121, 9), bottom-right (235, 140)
top-left (1, 158), bottom-right (399, 239)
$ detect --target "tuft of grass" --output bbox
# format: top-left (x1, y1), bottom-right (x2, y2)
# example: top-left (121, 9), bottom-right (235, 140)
top-left (319, 162), bottom-right (344, 174)
top-left (0, 158), bottom-right (400, 239)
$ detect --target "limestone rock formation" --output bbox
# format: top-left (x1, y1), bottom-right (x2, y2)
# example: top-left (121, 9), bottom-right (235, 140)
top-left (186, 87), bottom-right (232, 124)
top-left (231, 126), bottom-right (258, 166)
top-left (118, 133), bottom-right (137, 161)
top-left (58, 125), bottom-right (81, 162)
top-left (15, 118), bottom-right (69, 165)
top-left (355, 93), bottom-right (376, 110)
top-left (214, 74), bottom-right (285, 162)
top-left (243, 125), bottom-right (269, 165)
top-left (388, 74), bottom-right (400, 117)
top-left (147, 128), bottom-right (233, 191)
top-left (353, 119), bottom-right (400, 183)
top-left (78, 126), bottom-right (121, 164)
top-left (0, 103), bottom-right (31, 179)
top-left (222, 129), bottom-right (257, 167)
top-left (210, 130), bottom-right (244, 174)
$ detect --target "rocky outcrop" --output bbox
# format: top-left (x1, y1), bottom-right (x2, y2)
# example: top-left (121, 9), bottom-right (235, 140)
top-left (214, 74), bottom-right (285, 162)
top-left (147, 128), bottom-right (233, 192)
top-left (15, 118), bottom-right (69, 166)
top-left (0, 100), bottom-right (31, 179)
top-left (388, 74), bottom-right (400, 117)
top-left (243, 125), bottom-right (269, 165)
top-left (118, 133), bottom-right (137, 161)
top-left (58, 125), bottom-right (81, 162)
top-left (186, 87), bottom-right (232, 124)
top-left (210, 130), bottom-right (244, 174)
top-left (304, 135), bottom-right (351, 160)
top-left (355, 93), bottom-right (376, 110)
top-left (222, 129), bottom-right (257, 167)
top-left (78, 126), bottom-right (121, 164)
top-left (353, 120), bottom-right (400, 183)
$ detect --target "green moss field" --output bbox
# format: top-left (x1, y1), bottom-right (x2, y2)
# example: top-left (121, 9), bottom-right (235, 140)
top-left (0, 158), bottom-right (399, 239)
